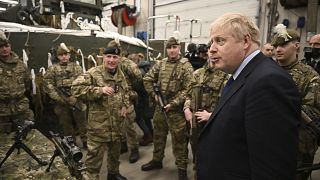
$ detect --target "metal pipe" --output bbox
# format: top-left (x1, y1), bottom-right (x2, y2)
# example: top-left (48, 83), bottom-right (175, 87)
top-left (0, 0), bottom-right (18, 5)
top-left (130, 0), bottom-right (141, 18)
top-left (146, 14), bottom-right (177, 61)
top-left (155, 0), bottom-right (190, 7)
top-left (164, 19), bottom-right (202, 42)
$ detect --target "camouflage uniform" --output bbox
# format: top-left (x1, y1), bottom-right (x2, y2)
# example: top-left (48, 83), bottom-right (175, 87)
top-left (119, 57), bottom-right (142, 154)
top-left (143, 55), bottom-right (194, 170)
top-left (71, 64), bottom-right (130, 179)
top-left (282, 61), bottom-right (320, 180)
top-left (0, 37), bottom-right (70, 179)
top-left (0, 52), bottom-right (34, 123)
top-left (272, 27), bottom-right (320, 180)
top-left (184, 63), bottom-right (228, 160)
top-left (43, 60), bottom-right (87, 145)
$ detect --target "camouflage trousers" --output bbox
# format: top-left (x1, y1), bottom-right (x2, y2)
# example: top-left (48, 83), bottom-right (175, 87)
top-left (121, 104), bottom-right (138, 150)
top-left (296, 126), bottom-right (318, 180)
top-left (54, 104), bottom-right (87, 143)
top-left (85, 136), bottom-right (122, 179)
top-left (152, 106), bottom-right (189, 169)
top-left (0, 129), bottom-right (73, 179)
top-left (0, 109), bottom-right (34, 134)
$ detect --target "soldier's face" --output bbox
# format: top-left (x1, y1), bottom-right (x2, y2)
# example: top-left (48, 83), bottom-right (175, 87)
top-left (166, 45), bottom-right (181, 60)
top-left (0, 43), bottom-right (11, 58)
top-left (57, 53), bottom-right (70, 64)
top-left (103, 54), bottom-right (120, 71)
top-left (262, 43), bottom-right (274, 58)
top-left (309, 35), bottom-right (320, 48)
top-left (275, 41), bottom-right (299, 65)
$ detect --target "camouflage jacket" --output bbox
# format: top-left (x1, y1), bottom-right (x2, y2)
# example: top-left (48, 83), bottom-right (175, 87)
top-left (184, 64), bottom-right (228, 112)
top-left (43, 61), bottom-right (82, 104)
top-left (119, 57), bottom-right (143, 103)
top-left (0, 52), bottom-right (31, 116)
top-left (283, 61), bottom-right (320, 154)
top-left (71, 65), bottom-right (129, 142)
top-left (143, 56), bottom-right (194, 109)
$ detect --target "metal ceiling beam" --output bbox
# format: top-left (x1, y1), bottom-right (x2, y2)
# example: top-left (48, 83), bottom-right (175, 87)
top-left (0, 0), bottom-right (18, 5)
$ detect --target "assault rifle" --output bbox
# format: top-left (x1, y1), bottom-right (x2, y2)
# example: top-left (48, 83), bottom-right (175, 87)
top-left (55, 87), bottom-right (82, 111)
top-left (152, 83), bottom-right (168, 121)
top-left (46, 131), bottom-right (86, 179)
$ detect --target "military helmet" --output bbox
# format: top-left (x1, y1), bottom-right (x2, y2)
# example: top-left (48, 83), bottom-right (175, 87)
top-left (166, 36), bottom-right (180, 48)
top-left (104, 40), bottom-right (121, 55)
top-left (56, 43), bottom-right (70, 55)
top-left (271, 24), bottom-right (300, 46)
top-left (0, 31), bottom-right (9, 47)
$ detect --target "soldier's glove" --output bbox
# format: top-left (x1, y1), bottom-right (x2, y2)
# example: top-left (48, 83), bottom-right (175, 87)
top-left (67, 96), bottom-right (77, 106)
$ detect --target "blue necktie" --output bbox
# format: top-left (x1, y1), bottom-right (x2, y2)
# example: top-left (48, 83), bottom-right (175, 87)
top-left (222, 77), bottom-right (234, 96)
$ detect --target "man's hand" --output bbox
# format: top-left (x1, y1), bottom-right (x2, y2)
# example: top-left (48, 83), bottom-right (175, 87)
top-left (195, 110), bottom-right (212, 122)
top-left (101, 86), bottom-right (114, 96)
top-left (164, 104), bottom-right (172, 112)
top-left (67, 96), bottom-right (77, 106)
top-left (154, 95), bottom-right (159, 102)
top-left (184, 108), bottom-right (193, 128)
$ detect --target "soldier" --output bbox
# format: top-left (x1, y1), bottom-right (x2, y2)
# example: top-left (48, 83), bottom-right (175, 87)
top-left (310, 34), bottom-right (320, 48)
top-left (71, 44), bottom-right (129, 180)
top-left (0, 31), bottom-right (71, 179)
top-left (261, 42), bottom-right (275, 60)
top-left (136, 58), bottom-right (155, 146)
top-left (111, 40), bottom-right (142, 163)
top-left (43, 43), bottom-right (87, 148)
top-left (184, 41), bottom-right (228, 165)
top-left (272, 25), bottom-right (320, 180)
top-left (308, 34), bottom-right (320, 74)
top-left (141, 36), bottom-right (194, 180)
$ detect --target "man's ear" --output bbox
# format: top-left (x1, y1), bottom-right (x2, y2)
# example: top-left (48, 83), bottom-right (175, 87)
top-left (243, 34), bottom-right (251, 49)
top-left (294, 41), bottom-right (300, 49)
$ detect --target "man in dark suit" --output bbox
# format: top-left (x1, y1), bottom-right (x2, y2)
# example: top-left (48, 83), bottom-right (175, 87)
top-left (196, 13), bottom-right (301, 180)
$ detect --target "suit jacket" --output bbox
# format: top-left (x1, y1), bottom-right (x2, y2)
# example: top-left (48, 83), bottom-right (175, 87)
top-left (196, 52), bottom-right (301, 180)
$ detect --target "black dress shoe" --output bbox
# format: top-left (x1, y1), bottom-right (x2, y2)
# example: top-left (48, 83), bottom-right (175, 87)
top-left (141, 160), bottom-right (163, 171)
top-left (129, 148), bottom-right (140, 163)
top-left (107, 173), bottom-right (127, 180)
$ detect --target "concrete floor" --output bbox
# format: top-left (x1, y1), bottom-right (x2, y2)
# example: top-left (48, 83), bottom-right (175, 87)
top-left (92, 132), bottom-right (320, 180)
top-left (74, 123), bottom-right (320, 180)
top-left (98, 134), bottom-right (195, 180)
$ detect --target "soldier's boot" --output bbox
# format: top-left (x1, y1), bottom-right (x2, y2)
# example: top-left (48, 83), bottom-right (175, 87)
top-left (139, 132), bottom-right (153, 146)
top-left (120, 141), bottom-right (128, 154)
top-left (141, 160), bottom-right (163, 171)
top-left (178, 169), bottom-right (188, 180)
top-left (129, 148), bottom-right (140, 163)
top-left (107, 173), bottom-right (127, 180)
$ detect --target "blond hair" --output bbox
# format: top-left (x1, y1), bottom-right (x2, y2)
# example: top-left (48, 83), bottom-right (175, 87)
top-left (210, 13), bottom-right (260, 46)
